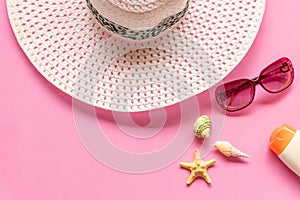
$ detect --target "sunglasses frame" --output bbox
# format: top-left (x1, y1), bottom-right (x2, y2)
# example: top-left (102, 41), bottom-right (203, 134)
top-left (215, 57), bottom-right (294, 112)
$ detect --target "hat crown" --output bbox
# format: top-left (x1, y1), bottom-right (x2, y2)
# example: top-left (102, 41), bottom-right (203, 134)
top-left (90, 0), bottom-right (188, 26)
top-left (108, 0), bottom-right (169, 13)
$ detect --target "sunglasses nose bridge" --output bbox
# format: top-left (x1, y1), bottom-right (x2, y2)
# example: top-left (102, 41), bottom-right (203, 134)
top-left (251, 76), bottom-right (263, 92)
top-left (251, 76), bottom-right (260, 85)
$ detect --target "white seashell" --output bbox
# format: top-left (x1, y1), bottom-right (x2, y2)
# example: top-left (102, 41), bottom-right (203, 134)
top-left (193, 115), bottom-right (211, 138)
top-left (214, 141), bottom-right (250, 158)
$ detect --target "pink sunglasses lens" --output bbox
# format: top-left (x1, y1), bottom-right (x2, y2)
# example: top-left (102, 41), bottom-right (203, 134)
top-left (260, 57), bottom-right (294, 93)
top-left (215, 79), bottom-right (255, 111)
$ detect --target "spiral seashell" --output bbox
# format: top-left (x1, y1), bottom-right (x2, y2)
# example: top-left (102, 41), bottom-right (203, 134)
top-left (193, 115), bottom-right (211, 138)
top-left (214, 141), bottom-right (250, 158)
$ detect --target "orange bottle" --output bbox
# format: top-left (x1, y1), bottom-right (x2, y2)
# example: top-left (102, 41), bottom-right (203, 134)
top-left (269, 124), bottom-right (300, 176)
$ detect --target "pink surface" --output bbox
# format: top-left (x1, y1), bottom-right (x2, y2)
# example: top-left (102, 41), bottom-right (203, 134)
top-left (1, 0), bottom-right (300, 199)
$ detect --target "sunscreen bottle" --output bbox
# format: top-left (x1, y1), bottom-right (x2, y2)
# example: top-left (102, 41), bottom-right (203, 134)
top-left (269, 124), bottom-right (300, 176)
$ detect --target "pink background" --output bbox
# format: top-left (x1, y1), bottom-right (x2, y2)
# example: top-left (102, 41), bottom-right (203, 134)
top-left (1, 0), bottom-right (300, 199)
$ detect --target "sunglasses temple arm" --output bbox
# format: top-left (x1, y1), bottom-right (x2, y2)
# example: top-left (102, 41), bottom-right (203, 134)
top-left (259, 74), bottom-right (289, 83)
top-left (261, 63), bottom-right (292, 78)
top-left (255, 66), bottom-right (291, 83)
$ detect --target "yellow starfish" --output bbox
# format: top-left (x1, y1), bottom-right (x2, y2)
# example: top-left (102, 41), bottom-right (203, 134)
top-left (180, 149), bottom-right (216, 185)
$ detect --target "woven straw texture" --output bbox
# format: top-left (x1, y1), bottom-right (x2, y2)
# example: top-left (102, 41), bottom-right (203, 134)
top-left (108, 0), bottom-right (169, 12)
top-left (6, 0), bottom-right (266, 112)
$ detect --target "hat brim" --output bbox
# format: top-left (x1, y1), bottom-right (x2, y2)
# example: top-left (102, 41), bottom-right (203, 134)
top-left (6, 0), bottom-right (266, 112)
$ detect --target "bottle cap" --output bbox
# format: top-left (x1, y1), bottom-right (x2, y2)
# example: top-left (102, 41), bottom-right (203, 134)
top-left (269, 124), bottom-right (296, 155)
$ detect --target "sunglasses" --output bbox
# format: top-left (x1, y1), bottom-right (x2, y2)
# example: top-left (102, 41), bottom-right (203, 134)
top-left (215, 57), bottom-right (294, 112)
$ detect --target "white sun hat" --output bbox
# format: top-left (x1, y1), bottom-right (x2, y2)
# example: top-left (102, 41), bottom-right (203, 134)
top-left (6, 0), bottom-right (266, 112)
